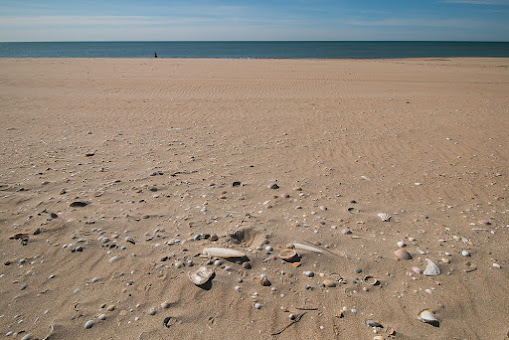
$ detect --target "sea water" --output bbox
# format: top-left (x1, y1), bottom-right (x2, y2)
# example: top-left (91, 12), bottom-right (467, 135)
top-left (1, 41), bottom-right (509, 59)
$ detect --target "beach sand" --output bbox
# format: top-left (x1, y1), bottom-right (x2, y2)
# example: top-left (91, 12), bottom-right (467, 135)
top-left (1, 58), bottom-right (508, 339)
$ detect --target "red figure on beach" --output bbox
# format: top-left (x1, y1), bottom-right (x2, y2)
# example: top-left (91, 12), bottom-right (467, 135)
top-left (154, 51), bottom-right (157, 58)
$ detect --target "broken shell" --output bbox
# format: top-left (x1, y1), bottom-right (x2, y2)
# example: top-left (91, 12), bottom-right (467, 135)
top-left (366, 319), bottom-right (383, 327)
top-left (394, 248), bottom-right (412, 260)
top-left (203, 248), bottom-right (246, 258)
top-left (293, 242), bottom-right (323, 253)
top-left (278, 249), bottom-right (298, 262)
top-left (418, 309), bottom-right (439, 327)
top-left (423, 259), bottom-right (440, 276)
top-left (259, 277), bottom-right (271, 286)
top-left (363, 275), bottom-right (380, 286)
top-left (188, 266), bottom-right (214, 286)
top-left (377, 213), bottom-right (391, 222)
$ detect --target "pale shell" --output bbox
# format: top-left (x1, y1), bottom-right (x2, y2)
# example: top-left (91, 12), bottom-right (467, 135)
top-left (423, 259), bottom-right (440, 276)
top-left (188, 266), bottom-right (214, 286)
top-left (418, 309), bottom-right (439, 326)
top-left (278, 249), bottom-right (298, 261)
top-left (202, 247), bottom-right (246, 258)
top-left (394, 248), bottom-right (412, 260)
top-left (377, 213), bottom-right (391, 222)
top-left (293, 242), bottom-right (323, 253)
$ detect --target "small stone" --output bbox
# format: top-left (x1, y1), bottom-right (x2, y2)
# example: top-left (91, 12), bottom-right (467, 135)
top-left (98, 314), bottom-right (107, 320)
top-left (461, 250), bottom-right (471, 257)
top-left (354, 268), bottom-right (363, 274)
top-left (268, 184), bottom-right (279, 190)
top-left (323, 279), bottom-right (336, 287)
top-left (242, 262), bottom-right (252, 269)
top-left (20, 283), bottom-right (27, 290)
top-left (254, 303), bottom-right (262, 309)
top-left (161, 301), bottom-right (170, 309)
top-left (493, 263), bottom-right (501, 269)
top-left (342, 228), bottom-right (352, 235)
top-left (148, 308), bottom-right (156, 315)
top-left (84, 320), bottom-right (94, 329)
top-left (21, 334), bottom-right (32, 340)
top-left (397, 241), bottom-right (406, 248)
top-left (210, 234), bottom-right (219, 242)
top-left (265, 245), bottom-right (273, 252)
top-left (109, 256), bottom-right (119, 263)
top-left (106, 304), bottom-right (116, 311)
top-left (303, 271), bottom-right (315, 277)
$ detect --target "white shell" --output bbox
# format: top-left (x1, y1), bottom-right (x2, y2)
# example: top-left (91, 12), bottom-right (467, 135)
top-left (377, 213), bottom-right (391, 222)
top-left (188, 266), bottom-right (214, 286)
top-left (203, 247), bottom-right (246, 258)
top-left (293, 243), bottom-right (323, 253)
top-left (423, 259), bottom-right (440, 276)
top-left (418, 309), bottom-right (439, 324)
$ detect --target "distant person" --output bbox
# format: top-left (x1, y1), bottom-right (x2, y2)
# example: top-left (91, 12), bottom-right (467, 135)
top-left (154, 51), bottom-right (157, 58)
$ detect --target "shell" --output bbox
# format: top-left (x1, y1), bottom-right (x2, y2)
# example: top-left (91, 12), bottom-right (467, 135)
top-left (293, 242), bottom-right (323, 253)
top-left (202, 247), bottom-right (246, 258)
top-left (418, 309), bottom-right (439, 326)
top-left (394, 248), bottom-right (412, 260)
top-left (377, 213), bottom-right (391, 222)
top-left (423, 259), bottom-right (440, 276)
top-left (188, 266), bottom-right (214, 286)
top-left (363, 275), bottom-right (380, 286)
top-left (366, 319), bottom-right (383, 327)
top-left (278, 249), bottom-right (298, 261)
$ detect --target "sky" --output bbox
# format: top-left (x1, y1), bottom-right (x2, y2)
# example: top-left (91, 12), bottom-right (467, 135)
top-left (1, 0), bottom-right (508, 42)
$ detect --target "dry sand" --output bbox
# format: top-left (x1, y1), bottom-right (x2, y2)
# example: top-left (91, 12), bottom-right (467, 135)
top-left (1, 57), bottom-right (509, 339)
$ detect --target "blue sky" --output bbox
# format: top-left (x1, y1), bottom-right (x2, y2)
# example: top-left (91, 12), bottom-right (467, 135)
top-left (1, 0), bottom-right (508, 41)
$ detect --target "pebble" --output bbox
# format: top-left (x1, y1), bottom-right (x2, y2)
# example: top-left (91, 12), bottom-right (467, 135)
top-left (461, 250), bottom-right (471, 257)
top-left (354, 268), bottom-right (363, 274)
top-left (493, 263), bottom-right (501, 269)
top-left (20, 283), bottom-right (27, 290)
top-left (21, 334), bottom-right (32, 340)
top-left (397, 241), bottom-right (406, 248)
top-left (254, 303), bottom-right (262, 309)
top-left (342, 228), bottom-right (352, 235)
top-left (268, 184), bottom-right (279, 190)
top-left (98, 314), bottom-right (107, 320)
top-left (303, 271), bottom-right (315, 277)
top-left (265, 245), bottom-right (273, 252)
top-left (91, 277), bottom-right (99, 283)
top-left (161, 301), bottom-right (170, 309)
top-left (106, 304), bottom-right (116, 311)
top-left (84, 320), bottom-right (94, 329)
top-left (148, 308), bottom-right (156, 315)
top-left (109, 256), bottom-right (119, 263)
top-left (323, 279), bottom-right (336, 287)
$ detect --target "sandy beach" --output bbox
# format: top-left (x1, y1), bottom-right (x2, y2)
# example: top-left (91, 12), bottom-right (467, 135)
top-left (1, 57), bottom-right (509, 339)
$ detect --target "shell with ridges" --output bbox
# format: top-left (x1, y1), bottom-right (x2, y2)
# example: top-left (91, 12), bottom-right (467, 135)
top-left (377, 213), bottom-right (391, 222)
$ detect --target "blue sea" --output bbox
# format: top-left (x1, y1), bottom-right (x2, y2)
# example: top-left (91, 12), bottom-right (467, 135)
top-left (1, 41), bottom-right (509, 59)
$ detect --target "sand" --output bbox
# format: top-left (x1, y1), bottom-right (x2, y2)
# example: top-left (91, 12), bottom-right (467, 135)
top-left (1, 57), bottom-right (509, 339)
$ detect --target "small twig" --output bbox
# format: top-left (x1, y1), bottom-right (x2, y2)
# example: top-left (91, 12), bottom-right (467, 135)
top-left (271, 312), bottom-right (307, 336)
top-left (295, 307), bottom-right (319, 311)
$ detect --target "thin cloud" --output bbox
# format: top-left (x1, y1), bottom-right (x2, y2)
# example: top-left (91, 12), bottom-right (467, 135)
top-left (349, 18), bottom-right (484, 28)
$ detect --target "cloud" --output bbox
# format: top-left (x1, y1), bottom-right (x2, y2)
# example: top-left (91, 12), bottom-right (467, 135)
top-left (348, 18), bottom-right (484, 28)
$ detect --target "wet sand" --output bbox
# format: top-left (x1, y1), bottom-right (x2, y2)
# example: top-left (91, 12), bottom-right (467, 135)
top-left (1, 58), bottom-right (509, 339)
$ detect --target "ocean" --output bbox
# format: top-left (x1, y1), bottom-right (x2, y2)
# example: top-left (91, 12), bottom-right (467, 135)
top-left (1, 41), bottom-right (509, 59)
